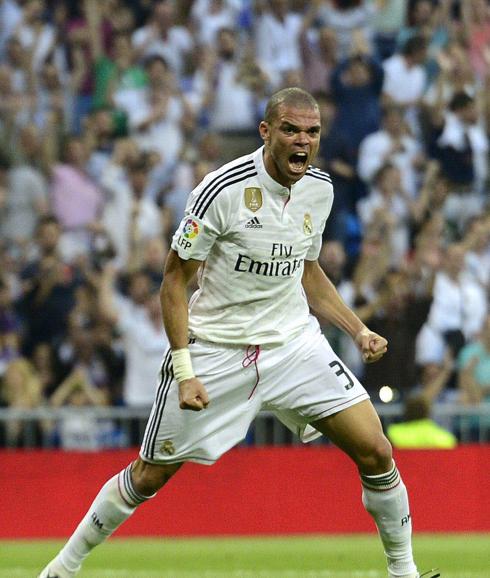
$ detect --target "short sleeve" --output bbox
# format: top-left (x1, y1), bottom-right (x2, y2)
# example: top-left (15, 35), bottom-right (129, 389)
top-left (171, 177), bottom-right (228, 261)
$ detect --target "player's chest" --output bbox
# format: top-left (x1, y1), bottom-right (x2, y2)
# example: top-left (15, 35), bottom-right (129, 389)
top-left (226, 187), bottom-right (316, 259)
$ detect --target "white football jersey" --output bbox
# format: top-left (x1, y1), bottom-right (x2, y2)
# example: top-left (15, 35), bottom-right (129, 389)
top-left (171, 146), bottom-right (334, 346)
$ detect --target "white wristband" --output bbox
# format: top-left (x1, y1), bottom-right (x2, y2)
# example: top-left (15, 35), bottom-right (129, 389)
top-left (172, 348), bottom-right (195, 383)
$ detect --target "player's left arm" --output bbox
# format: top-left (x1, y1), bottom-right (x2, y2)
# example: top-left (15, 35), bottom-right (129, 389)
top-left (302, 259), bottom-right (388, 363)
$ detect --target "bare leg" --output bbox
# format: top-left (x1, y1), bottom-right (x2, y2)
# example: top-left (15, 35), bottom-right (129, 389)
top-left (312, 401), bottom-right (417, 578)
top-left (311, 399), bottom-right (392, 474)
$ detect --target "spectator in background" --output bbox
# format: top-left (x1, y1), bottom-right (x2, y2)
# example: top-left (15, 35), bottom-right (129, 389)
top-left (331, 33), bottom-right (384, 160)
top-left (61, 0), bottom-right (119, 134)
top-left (409, 160), bottom-right (450, 234)
top-left (17, 215), bottom-right (82, 355)
top-left (190, 0), bottom-right (240, 47)
top-left (371, 0), bottom-right (407, 61)
top-left (49, 357), bottom-right (120, 450)
top-left (382, 35), bottom-right (427, 134)
top-left (462, 0), bottom-right (490, 81)
top-left (139, 237), bottom-right (168, 291)
top-left (351, 223), bottom-right (391, 311)
top-left (101, 147), bottom-right (163, 269)
top-left (13, 0), bottom-right (55, 74)
top-left (357, 163), bottom-right (411, 267)
top-left (98, 263), bottom-right (168, 409)
top-left (0, 149), bottom-right (48, 256)
top-left (0, 0), bottom-right (23, 58)
top-left (457, 314), bottom-right (490, 441)
top-left (30, 341), bottom-right (60, 399)
top-left (85, 107), bottom-right (117, 182)
top-left (34, 59), bottom-right (74, 131)
top-left (208, 27), bottom-right (267, 133)
top-left (179, 43), bottom-right (216, 122)
top-left (4, 36), bottom-right (34, 96)
top-left (164, 132), bottom-right (222, 233)
top-left (48, 134), bottom-right (104, 261)
top-left (81, 0), bottom-right (145, 134)
top-left (387, 395), bottom-right (457, 448)
top-left (357, 269), bottom-right (432, 398)
top-left (1, 357), bottom-right (44, 447)
top-left (316, 0), bottom-right (380, 61)
top-left (0, 62), bottom-right (32, 130)
top-left (254, 0), bottom-right (303, 89)
top-left (422, 40), bottom-right (478, 118)
top-left (131, 0), bottom-right (194, 77)
top-left (462, 215), bottom-right (490, 291)
top-left (416, 243), bottom-right (488, 367)
top-left (53, 316), bottom-right (118, 406)
top-left (414, 350), bottom-right (454, 404)
top-left (0, 276), bottom-right (21, 375)
top-left (92, 32), bottom-right (148, 135)
top-left (396, 0), bottom-right (451, 81)
top-left (315, 92), bottom-right (363, 246)
top-left (458, 315), bottom-right (490, 406)
top-left (9, 122), bottom-right (45, 169)
top-left (431, 92), bottom-right (488, 230)
top-left (357, 104), bottom-right (424, 198)
top-left (300, 2), bottom-right (338, 94)
top-left (405, 213), bottom-right (442, 300)
top-left (128, 55), bottom-right (189, 168)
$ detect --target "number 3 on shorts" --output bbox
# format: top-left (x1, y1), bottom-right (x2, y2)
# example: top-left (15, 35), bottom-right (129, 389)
top-left (329, 360), bottom-right (354, 390)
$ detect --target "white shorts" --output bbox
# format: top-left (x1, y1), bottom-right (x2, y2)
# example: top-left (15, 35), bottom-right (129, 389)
top-left (140, 317), bottom-right (369, 465)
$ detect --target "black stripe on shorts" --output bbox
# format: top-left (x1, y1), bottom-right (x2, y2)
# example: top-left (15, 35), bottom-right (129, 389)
top-left (142, 349), bottom-right (173, 459)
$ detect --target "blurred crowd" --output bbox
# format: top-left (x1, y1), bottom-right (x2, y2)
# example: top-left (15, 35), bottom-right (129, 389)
top-left (0, 0), bottom-right (489, 448)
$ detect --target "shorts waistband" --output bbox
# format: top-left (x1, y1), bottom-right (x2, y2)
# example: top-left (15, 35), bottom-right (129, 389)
top-left (189, 336), bottom-right (281, 350)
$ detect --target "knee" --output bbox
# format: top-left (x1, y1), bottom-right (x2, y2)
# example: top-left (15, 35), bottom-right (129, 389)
top-left (131, 458), bottom-right (182, 496)
top-left (355, 433), bottom-right (393, 475)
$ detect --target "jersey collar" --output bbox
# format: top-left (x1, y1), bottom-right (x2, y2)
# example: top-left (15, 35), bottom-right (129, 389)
top-left (253, 146), bottom-right (292, 197)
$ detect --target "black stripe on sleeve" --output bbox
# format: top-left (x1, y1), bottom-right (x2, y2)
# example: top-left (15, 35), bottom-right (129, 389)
top-left (191, 159), bottom-right (255, 216)
top-left (196, 170), bottom-right (258, 219)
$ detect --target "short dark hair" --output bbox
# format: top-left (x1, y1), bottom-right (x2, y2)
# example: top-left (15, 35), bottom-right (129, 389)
top-left (402, 35), bottom-right (427, 56)
top-left (0, 150), bottom-right (12, 171)
top-left (143, 54), bottom-right (169, 71)
top-left (36, 214), bottom-right (60, 232)
top-left (128, 153), bottom-right (151, 173)
top-left (449, 91), bottom-right (474, 112)
top-left (403, 396), bottom-right (430, 422)
top-left (264, 87), bottom-right (318, 123)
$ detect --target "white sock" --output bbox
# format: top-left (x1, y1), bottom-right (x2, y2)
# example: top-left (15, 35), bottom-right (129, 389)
top-left (361, 461), bottom-right (417, 578)
top-left (58, 463), bottom-right (154, 573)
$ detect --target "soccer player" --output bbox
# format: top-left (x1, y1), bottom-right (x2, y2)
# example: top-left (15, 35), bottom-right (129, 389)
top-left (39, 88), bottom-right (435, 578)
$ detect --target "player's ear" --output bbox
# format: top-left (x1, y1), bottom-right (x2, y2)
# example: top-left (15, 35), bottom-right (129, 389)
top-left (259, 121), bottom-right (270, 144)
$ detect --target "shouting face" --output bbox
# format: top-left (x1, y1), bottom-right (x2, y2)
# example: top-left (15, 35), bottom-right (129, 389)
top-left (259, 104), bottom-right (321, 188)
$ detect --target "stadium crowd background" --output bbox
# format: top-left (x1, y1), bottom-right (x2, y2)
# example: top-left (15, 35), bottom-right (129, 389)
top-left (0, 0), bottom-right (488, 449)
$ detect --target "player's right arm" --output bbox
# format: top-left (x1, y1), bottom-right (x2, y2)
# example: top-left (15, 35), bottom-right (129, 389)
top-left (160, 249), bottom-right (209, 411)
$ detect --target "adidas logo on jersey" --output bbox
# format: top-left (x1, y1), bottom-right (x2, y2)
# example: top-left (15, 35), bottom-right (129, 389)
top-left (245, 217), bottom-right (262, 229)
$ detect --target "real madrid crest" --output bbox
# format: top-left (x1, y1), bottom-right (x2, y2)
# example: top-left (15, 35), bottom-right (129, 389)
top-left (303, 213), bottom-right (313, 235)
top-left (244, 187), bottom-right (263, 212)
top-left (160, 440), bottom-right (175, 456)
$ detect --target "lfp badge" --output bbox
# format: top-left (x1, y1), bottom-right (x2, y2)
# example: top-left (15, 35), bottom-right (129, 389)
top-left (183, 218), bottom-right (199, 239)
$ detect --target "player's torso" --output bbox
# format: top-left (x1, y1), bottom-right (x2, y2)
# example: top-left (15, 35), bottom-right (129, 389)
top-left (223, 180), bottom-right (316, 282)
top-left (186, 151), bottom-right (333, 345)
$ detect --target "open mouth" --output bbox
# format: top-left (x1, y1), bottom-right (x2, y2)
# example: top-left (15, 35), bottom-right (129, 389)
top-left (288, 152), bottom-right (308, 173)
